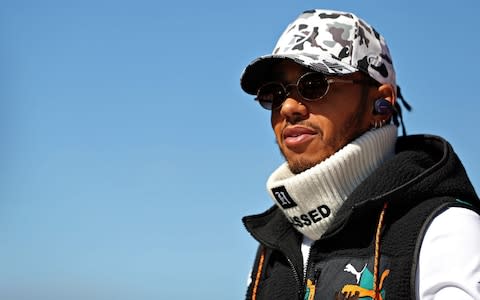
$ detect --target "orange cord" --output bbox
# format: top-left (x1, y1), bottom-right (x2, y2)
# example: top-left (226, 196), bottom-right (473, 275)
top-left (373, 202), bottom-right (388, 300)
top-left (252, 247), bottom-right (266, 300)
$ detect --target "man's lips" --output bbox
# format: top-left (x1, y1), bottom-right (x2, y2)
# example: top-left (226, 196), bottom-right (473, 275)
top-left (282, 126), bottom-right (317, 148)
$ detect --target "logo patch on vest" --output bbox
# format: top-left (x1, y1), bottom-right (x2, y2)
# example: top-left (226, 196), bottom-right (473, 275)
top-left (271, 186), bottom-right (297, 209)
top-left (336, 263), bottom-right (390, 300)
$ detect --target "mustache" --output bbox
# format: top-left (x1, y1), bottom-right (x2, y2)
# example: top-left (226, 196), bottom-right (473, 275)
top-left (282, 121), bottom-right (323, 134)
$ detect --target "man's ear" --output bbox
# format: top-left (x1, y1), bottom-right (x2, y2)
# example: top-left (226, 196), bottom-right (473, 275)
top-left (378, 83), bottom-right (396, 106)
top-left (370, 84), bottom-right (396, 122)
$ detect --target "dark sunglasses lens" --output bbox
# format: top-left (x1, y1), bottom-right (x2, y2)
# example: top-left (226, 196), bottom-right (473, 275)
top-left (298, 73), bottom-right (328, 100)
top-left (256, 83), bottom-right (285, 110)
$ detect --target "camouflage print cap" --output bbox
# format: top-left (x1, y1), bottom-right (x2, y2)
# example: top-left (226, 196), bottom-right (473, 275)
top-left (240, 9), bottom-right (396, 95)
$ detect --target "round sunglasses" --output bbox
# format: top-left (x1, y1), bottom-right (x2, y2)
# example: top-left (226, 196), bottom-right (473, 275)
top-left (255, 72), bottom-right (373, 110)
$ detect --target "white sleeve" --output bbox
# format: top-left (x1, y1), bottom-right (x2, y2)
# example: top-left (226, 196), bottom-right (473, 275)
top-left (416, 207), bottom-right (480, 300)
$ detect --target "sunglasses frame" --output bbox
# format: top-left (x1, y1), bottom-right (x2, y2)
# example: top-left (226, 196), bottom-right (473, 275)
top-left (255, 72), bottom-right (374, 110)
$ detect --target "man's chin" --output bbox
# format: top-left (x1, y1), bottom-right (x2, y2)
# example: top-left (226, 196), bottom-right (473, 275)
top-left (286, 158), bottom-right (318, 174)
top-left (278, 144), bottom-right (329, 174)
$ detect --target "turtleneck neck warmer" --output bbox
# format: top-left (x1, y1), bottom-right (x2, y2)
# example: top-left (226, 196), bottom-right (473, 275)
top-left (266, 125), bottom-right (398, 240)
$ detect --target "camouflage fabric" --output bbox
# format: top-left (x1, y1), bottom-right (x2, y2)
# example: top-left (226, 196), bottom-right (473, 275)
top-left (240, 9), bottom-right (396, 95)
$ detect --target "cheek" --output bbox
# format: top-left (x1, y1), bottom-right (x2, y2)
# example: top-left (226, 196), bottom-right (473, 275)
top-left (272, 123), bottom-right (283, 143)
top-left (321, 106), bottom-right (356, 127)
top-left (270, 114), bottom-right (283, 142)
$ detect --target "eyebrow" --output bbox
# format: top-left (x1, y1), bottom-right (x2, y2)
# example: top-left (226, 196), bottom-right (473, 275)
top-left (269, 70), bottom-right (289, 82)
top-left (270, 68), bottom-right (312, 83)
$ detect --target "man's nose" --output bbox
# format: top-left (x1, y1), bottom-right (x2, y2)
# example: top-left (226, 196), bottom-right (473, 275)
top-left (279, 93), bottom-right (308, 122)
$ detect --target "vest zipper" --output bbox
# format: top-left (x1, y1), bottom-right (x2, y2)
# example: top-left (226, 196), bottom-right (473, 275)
top-left (302, 242), bottom-right (316, 300)
top-left (252, 235), bottom-right (303, 299)
top-left (286, 256), bottom-right (303, 300)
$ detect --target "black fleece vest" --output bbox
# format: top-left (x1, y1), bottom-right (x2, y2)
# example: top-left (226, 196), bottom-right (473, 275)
top-left (245, 197), bottom-right (478, 300)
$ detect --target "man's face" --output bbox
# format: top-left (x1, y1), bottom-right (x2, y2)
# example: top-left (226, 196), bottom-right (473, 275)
top-left (270, 61), bottom-right (375, 174)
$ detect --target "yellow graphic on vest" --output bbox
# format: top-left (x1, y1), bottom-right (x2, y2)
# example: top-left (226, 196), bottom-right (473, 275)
top-left (304, 279), bottom-right (316, 300)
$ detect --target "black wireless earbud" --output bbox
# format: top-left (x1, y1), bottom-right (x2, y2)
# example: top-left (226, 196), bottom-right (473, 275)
top-left (373, 98), bottom-right (393, 115)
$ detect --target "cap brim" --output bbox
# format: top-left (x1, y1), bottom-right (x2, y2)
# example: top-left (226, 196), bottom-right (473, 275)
top-left (240, 53), bottom-right (358, 95)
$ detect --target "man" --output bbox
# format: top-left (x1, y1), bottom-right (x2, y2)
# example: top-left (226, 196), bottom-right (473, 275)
top-left (239, 9), bottom-right (480, 300)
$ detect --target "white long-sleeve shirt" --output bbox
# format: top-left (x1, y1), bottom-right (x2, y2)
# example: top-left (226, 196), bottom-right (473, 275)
top-left (416, 207), bottom-right (480, 299)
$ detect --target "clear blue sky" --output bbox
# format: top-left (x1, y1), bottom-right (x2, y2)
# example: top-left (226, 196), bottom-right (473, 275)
top-left (1, 0), bottom-right (479, 299)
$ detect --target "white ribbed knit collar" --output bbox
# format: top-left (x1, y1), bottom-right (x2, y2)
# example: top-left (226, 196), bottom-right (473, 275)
top-left (266, 125), bottom-right (397, 240)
